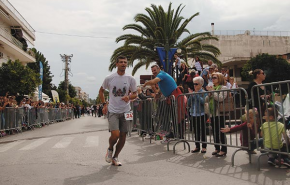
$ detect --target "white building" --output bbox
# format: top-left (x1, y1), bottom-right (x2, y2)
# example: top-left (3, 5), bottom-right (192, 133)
top-left (74, 86), bottom-right (82, 99)
top-left (74, 86), bottom-right (89, 102)
top-left (0, 0), bottom-right (35, 66)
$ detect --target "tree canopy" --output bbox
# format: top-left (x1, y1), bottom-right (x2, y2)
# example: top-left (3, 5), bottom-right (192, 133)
top-left (0, 60), bottom-right (41, 96)
top-left (27, 48), bottom-right (53, 96)
top-left (241, 53), bottom-right (290, 83)
top-left (57, 81), bottom-right (76, 103)
top-left (241, 53), bottom-right (290, 93)
top-left (110, 3), bottom-right (221, 75)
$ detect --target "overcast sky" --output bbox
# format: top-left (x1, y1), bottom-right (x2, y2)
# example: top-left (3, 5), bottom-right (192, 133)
top-left (8, 0), bottom-right (290, 99)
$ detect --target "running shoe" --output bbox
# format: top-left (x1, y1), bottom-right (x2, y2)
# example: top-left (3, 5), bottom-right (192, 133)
top-left (112, 157), bottom-right (122, 166)
top-left (105, 148), bottom-right (113, 163)
top-left (267, 158), bottom-right (276, 166)
top-left (282, 158), bottom-right (290, 168)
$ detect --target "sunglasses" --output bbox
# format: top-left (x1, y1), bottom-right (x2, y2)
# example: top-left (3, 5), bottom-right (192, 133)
top-left (193, 83), bottom-right (199, 85)
top-left (212, 77), bottom-right (218, 79)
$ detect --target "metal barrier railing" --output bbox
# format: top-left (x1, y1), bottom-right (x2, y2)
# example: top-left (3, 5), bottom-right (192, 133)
top-left (176, 88), bottom-right (252, 165)
top-left (251, 80), bottom-right (290, 170)
top-left (0, 108), bottom-right (74, 137)
top-left (132, 80), bottom-right (290, 170)
top-left (132, 87), bottom-right (258, 166)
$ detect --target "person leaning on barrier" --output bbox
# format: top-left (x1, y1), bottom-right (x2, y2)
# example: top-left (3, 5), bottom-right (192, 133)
top-left (205, 72), bottom-right (228, 157)
top-left (188, 76), bottom-right (208, 153)
top-left (0, 96), bottom-right (9, 111)
top-left (221, 109), bottom-right (262, 154)
top-left (143, 64), bottom-right (186, 131)
top-left (247, 69), bottom-right (270, 116)
top-left (261, 107), bottom-right (290, 167)
top-left (137, 88), bottom-right (155, 100)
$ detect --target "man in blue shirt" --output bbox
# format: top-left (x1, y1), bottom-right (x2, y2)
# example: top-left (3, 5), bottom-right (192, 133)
top-left (143, 64), bottom-right (185, 125)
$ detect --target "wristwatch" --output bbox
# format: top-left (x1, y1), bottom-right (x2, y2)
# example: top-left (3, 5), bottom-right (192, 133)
top-left (102, 102), bottom-right (107, 106)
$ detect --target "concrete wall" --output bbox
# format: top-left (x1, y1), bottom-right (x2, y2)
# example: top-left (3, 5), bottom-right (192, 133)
top-left (206, 33), bottom-right (290, 63)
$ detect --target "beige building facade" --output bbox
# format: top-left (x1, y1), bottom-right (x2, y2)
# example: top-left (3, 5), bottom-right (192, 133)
top-left (0, 0), bottom-right (35, 66)
top-left (74, 86), bottom-right (89, 103)
top-left (203, 29), bottom-right (290, 87)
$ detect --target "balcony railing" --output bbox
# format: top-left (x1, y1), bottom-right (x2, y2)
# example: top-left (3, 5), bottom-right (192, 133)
top-left (1, 0), bottom-right (35, 34)
top-left (0, 26), bottom-right (23, 49)
top-left (212, 30), bottom-right (290, 37)
top-left (0, 26), bottom-right (35, 58)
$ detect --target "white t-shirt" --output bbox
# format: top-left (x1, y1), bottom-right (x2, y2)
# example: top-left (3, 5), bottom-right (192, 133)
top-left (102, 72), bottom-right (137, 114)
top-left (226, 82), bottom-right (231, 89)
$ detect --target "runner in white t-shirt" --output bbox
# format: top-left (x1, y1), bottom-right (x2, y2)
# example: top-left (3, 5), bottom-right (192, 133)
top-left (99, 55), bottom-right (137, 166)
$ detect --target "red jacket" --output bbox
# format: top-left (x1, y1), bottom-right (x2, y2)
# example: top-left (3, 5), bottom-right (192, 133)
top-left (229, 122), bottom-right (257, 147)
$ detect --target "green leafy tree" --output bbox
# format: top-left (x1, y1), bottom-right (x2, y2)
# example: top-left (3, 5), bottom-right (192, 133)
top-left (27, 48), bottom-right (53, 96)
top-left (0, 60), bottom-right (41, 96)
top-left (241, 54), bottom-right (290, 82)
top-left (88, 98), bottom-right (96, 105)
top-left (110, 3), bottom-right (221, 75)
top-left (69, 97), bottom-right (82, 106)
top-left (57, 81), bottom-right (76, 102)
top-left (241, 53), bottom-right (290, 93)
top-left (81, 100), bottom-right (89, 107)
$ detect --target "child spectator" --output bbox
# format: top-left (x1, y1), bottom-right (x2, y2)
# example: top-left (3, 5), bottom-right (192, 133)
top-left (261, 107), bottom-right (290, 167)
top-left (221, 109), bottom-right (262, 154)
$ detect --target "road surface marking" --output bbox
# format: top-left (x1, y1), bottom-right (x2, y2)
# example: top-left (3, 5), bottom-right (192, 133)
top-left (0, 140), bottom-right (25, 152)
top-left (84, 136), bottom-right (99, 147)
top-left (19, 138), bottom-right (51, 150)
top-left (53, 137), bottom-right (74, 148)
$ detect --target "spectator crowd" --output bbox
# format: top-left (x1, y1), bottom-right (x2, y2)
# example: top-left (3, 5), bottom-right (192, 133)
top-left (136, 54), bottom-right (290, 168)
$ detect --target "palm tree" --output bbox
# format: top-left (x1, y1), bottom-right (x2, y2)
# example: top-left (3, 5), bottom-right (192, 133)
top-left (110, 3), bottom-right (221, 75)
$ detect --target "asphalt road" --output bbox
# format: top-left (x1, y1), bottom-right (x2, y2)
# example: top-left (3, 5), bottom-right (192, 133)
top-left (0, 115), bottom-right (289, 185)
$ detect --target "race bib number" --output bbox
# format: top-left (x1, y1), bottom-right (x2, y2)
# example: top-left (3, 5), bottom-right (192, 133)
top-left (124, 111), bottom-right (133, 120)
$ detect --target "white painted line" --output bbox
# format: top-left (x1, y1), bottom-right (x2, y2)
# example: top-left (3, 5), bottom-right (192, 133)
top-left (52, 137), bottom-right (74, 149)
top-left (0, 140), bottom-right (25, 152)
top-left (84, 136), bottom-right (99, 147)
top-left (19, 138), bottom-right (51, 151)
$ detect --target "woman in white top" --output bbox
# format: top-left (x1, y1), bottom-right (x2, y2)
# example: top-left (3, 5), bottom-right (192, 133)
top-left (229, 77), bottom-right (238, 89)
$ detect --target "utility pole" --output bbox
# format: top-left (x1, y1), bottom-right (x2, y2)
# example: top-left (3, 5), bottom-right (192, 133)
top-left (60, 54), bottom-right (73, 104)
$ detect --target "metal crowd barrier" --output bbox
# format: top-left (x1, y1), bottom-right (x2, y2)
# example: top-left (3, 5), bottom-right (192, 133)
top-left (251, 80), bottom-right (290, 170)
top-left (132, 88), bottom-right (256, 165)
top-left (174, 88), bottom-right (252, 161)
top-left (132, 96), bottom-right (175, 143)
top-left (0, 107), bottom-right (74, 136)
top-left (132, 81), bottom-right (290, 170)
top-left (3, 107), bottom-right (22, 133)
